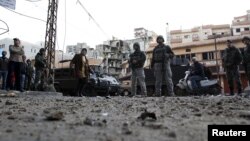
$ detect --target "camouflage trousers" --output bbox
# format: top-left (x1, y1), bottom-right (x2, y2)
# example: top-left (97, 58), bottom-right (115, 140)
top-left (131, 68), bottom-right (147, 96)
top-left (34, 69), bottom-right (45, 90)
top-left (225, 66), bottom-right (242, 91)
top-left (154, 62), bottom-right (174, 96)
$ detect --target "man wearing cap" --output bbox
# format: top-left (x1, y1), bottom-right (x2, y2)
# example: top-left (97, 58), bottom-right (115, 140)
top-left (189, 57), bottom-right (205, 91)
top-left (7, 38), bottom-right (25, 91)
top-left (128, 42), bottom-right (147, 97)
top-left (151, 35), bottom-right (175, 96)
top-left (242, 36), bottom-right (250, 85)
top-left (0, 51), bottom-right (9, 90)
top-left (222, 40), bottom-right (243, 96)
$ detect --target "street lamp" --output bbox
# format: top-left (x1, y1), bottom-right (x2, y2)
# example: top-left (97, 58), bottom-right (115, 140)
top-left (212, 33), bottom-right (221, 81)
top-left (166, 23), bottom-right (170, 45)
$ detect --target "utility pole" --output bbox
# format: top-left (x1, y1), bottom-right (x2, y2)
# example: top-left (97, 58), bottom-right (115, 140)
top-left (44, 0), bottom-right (58, 78)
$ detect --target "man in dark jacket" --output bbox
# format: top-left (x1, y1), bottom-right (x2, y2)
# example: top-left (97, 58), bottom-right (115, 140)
top-left (203, 63), bottom-right (212, 79)
top-left (189, 57), bottom-right (205, 90)
top-left (70, 48), bottom-right (91, 97)
top-left (0, 51), bottom-right (9, 90)
top-left (151, 35), bottom-right (175, 96)
top-left (222, 40), bottom-right (243, 95)
top-left (20, 55), bottom-right (27, 92)
top-left (25, 59), bottom-right (34, 90)
top-left (129, 42), bottom-right (147, 97)
top-left (34, 48), bottom-right (46, 90)
top-left (242, 36), bottom-right (250, 85)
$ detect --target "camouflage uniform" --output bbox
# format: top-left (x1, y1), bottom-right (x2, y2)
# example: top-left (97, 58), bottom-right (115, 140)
top-left (34, 50), bottom-right (46, 90)
top-left (223, 45), bottom-right (243, 95)
top-left (243, 43), bottom-right (250, 85)
top-left (151, 43), bottom-right (175, 96)
top-left (129, 47), bottom-right (147, 96)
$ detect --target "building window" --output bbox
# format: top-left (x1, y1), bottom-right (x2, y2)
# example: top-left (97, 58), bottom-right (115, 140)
top-left (184, 35), bottom-right (190, 39)
top-left (192, 34), bottom-right (198, 38)
top-left (31, 49), bottom-right (33, 52)
top-left (0, 44), bottom-right (5, 49)
top-left (176, 36), bottom-right (181, 39)
top-left (202, 52), bottom-right (214, 60)
top-left (244, 27), bottom-right (250, 31)
top-left (236, 28), bottom-right (241, 33)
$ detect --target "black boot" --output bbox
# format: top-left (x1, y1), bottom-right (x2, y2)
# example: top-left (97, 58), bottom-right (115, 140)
top-left (229, 87), bottom-right (234, 96)
top-left (238, 88), bottom-right (242, 96)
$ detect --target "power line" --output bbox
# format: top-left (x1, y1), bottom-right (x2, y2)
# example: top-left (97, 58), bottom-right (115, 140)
top-left (62, 0), bottom-right (67, 51)
top-left (76, 0), bottom-right (109, 38)
top-left (61, 0), bottom-right (67, 64)
top-left (1, 6), bottom-right (46, 22)
top-left (24, 0), bottom-right (43, 2)
top-left (0, 19), bottom-right (9, 35)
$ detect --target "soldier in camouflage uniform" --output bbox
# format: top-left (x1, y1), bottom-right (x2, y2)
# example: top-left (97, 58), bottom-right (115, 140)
top-left (151, 35), bottom-right (175, 96)
top-left (222, 40), bottom-right (243, 95)
top-left (34, 48), bottom-right (47, 91)
top-left (128, 42), bottom-right (147, 97)
top-left (242, 36), bottom-right (250, 85)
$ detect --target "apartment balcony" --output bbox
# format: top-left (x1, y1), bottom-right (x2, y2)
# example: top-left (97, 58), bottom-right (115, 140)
top-left (192, 37), bottom-right (200, 41)
top-left (170, 38), bottom-right (182, 44)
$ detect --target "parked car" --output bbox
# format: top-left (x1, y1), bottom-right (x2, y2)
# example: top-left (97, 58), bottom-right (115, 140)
top-left (54, 60), bottom-right (121, 96)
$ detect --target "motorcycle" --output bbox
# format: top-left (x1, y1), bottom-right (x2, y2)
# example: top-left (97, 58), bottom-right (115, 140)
top-left (175, 71), bottom-right (221, 96)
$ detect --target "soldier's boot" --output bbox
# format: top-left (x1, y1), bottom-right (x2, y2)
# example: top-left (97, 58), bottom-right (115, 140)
top-left (229, 87), bottom-right (235, 96)
top-left (238, 88), bottom-right (242, 96)
top-left (155, 91), bottom-right (161, 97)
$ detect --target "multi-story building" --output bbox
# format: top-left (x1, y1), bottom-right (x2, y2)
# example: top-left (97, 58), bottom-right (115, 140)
top-left (66, 42), bottom-right (99, 59)
top-left (66, 42), bottom-right (90, 54)
top-left (170, 24), bottom-right (231, 44)
top-left (134, 27), bottom-right (158, 51)
top-left (96, 40), bottom-right (131, 78)
top-left (232, 10), bottom-right (250, 36)
top-left (0, 38), bottom-right (42, 59)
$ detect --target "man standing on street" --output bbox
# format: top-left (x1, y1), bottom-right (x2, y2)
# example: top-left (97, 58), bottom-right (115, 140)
top-left (128, 42), bottom-right (147, 97)
top-left (242, 36), bottom-right (250, 85)
top-left (70, 48), bottom-right (91, 97)
top-left (34, 48), bottom-right (47, 91)
top-left (7, 38), bottom-right (25, 91)
top-left (25, 59), bottom-right (34, 90)
top-left (222, 40), bottom-right (243, 96)
top-left (0, 51), bottom-right (9, 90)
top-left (151, 35), bottom-right (175, 96)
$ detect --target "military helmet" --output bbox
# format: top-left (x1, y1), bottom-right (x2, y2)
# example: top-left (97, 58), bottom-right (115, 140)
top-left (156, 35), bottom-right (165, 43)
top-left (242, 36), bottom-right (250, 42)
top-left (39, 48), bottom-right (45, 53)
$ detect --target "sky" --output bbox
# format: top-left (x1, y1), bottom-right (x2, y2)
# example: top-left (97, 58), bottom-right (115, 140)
top-left (0, 0), bottom-right (250, 51)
